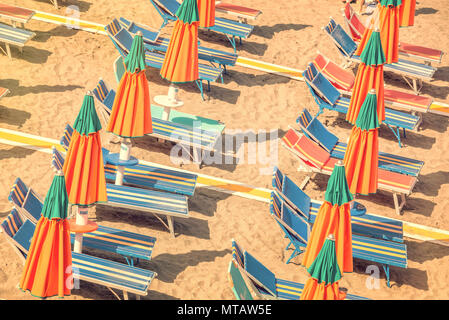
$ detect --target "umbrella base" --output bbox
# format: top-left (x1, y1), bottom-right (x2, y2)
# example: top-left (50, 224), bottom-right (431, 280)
top-left (106, 152), bottom-right (139, 167)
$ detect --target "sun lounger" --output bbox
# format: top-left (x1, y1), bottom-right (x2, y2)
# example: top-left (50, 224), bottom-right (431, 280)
top-left (342, 2), bottom-right (443, 65)
top-left (269, 191), bottom-right (407, 287)
top-left (297, 108), bottom-right (424, 177)
top-left (148, 0), bottom-right (254, 52)
top-left (312, 53), bottom-right (435, 117)
top-left (50, 148), bottom-right (189, 237)
top-left (228, 260), bottom-right (254, 300)
top-left (281, 128), bottom-right (418, 215)
top-left (93, 78), bottom-right (225, 168)
top-left (8, 180), bottom-right (157, 265)
top-left (118, 17), bottom-right (237, 71)
top-left (215, 2), bottom-right (262, 23)
top-left (303, 62), bottom-right (421, 147)
top-left (231, 239), bottom-right (369, 298)
top-left (0, 22), bottom-right (35, 59)
top-left (2, 214), bottom-right (156, 299)
top-left (105, 20), bottom-right (223, 100)
top-left (324, 18), bottom-right (436, 94)
top-left (0, 87), bottom-right (10, 100)
top-left (0, 3), bottom-right (35, 28)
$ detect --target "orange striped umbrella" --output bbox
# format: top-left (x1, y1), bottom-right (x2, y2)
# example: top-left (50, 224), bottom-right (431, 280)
top-left (19, 173), bottom-right (72, 298)
top-left (301, 235), bottom-right (347, 300)
top-left (347, 29), bottom-right (386, 125)
top-left (344, 90), bottom-right (380, 195)
top-left (160, 0), bottom-right (199, 83)
top-left (302, 162), bottom-right (353, 274)
top-left (198, 0), bottom-right (215, 27)
top-left (399, 0), bottom-right (415, 27)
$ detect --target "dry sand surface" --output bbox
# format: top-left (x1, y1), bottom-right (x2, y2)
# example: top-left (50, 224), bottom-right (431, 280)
top-left (0, 0), bottom-right (449, 300)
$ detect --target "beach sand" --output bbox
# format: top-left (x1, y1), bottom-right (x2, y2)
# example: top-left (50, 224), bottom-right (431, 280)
top-left (0, 0), bottom-right (449, 299)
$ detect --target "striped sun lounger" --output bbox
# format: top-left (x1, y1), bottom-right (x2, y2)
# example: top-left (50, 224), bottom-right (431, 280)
top-left (93, 78), bottom-right (225, 168)
top-left (8, 180), bottom-right (157, 265)
top-left (312, 53), bottom-right (435, 117)
top-left (105, 19), bottom-right (223, 101)
top-left (231, 239), bottom-right (369, 299)
top-left (342, 2), bottom-right (443, 65)
top-left (0, 87), bottom-right (10, 100)
top-left (303, 62), bottom-right (421, 147)
top-left (215, 2), bottom-right (262, 23)
top-left (118, 17), bottom-right (238, 72)
top-left (324, 18), bottom-right (436, 94)
top-left (0, 22), bottom-right (35, 59)
top-left (2, 213), bottom-right (156, 299)
top-left (297, 108), bottom-right (424, 178)
top-left (281, 128), bottom-right (418, 215)
top-left (269, 191), bottom-right (407, 287)
top-left (148, 0), bottom-right (254, 52)
top-left (50, 146), bottom-right (189, 237)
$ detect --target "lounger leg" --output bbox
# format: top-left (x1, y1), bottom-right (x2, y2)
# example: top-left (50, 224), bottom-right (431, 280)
top-left (167, 216), bottom-right (175, 238)
top-left (298, 172), bottom-right (312, 190)
top-left (393, 193), bottom-right (406, 215)
top-left (286, 248), bottom-right (302, 264)
top-left (382, 265), bottom-right (391, 288)
top-left (123, 291), bottom-right (129, 300)
top-left (5, 44), bottom-right (11, 59)
top-left (285, 240), bottom-right (292, 251)
top-left (192, 147), bottom-right (203, 169)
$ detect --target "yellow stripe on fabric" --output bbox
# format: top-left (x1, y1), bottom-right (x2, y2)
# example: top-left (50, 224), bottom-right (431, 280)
top-left (108, 190), bottom-right (186, 208)
top-left (82, 233), bottom-right (153, 251)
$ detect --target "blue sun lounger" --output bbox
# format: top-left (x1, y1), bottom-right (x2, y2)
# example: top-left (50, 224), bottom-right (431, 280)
top-left (269, 188), bottom-right (407, 287)
top-left (324, 18), bottom-right (436, 94)
top-left (105, 19), bottom-right (223, 100)
top-left (8, 179), bottom-right (157, 266)
top-left (303, 62), bottom-right (420, 147)
top-left (118, 17), bottom-right (238, 72)
top-left (228, 260), bottom-right (254, 300)
top-left (0, 22), bottom-right (35, 59)
top-left (148, 0), bottom-right (254, 53)
top-left (231, 239), bottom-right (369, 299)
top-left (50, 147), bottom-right (189, 238)
top-left (93, 78), bottom-right (225, 168)
top-left (1, 211), bottom-right (156, 300)
top-left (297, 108), bottom-right (424, 177)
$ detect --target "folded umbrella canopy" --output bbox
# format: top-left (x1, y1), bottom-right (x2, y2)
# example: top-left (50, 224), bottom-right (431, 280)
top-left (347, 29), bottom-right (386, 125)
top-left (399, 0), bottom-right (415, 27)
top-left (160, 0), bottom-right (200, 83)
top-left (198, 0), bottom-right (215, 28)
top-left (301, 235), bottom-right (347, 300)
top-left (19, 173), bottom-right (72, 299)
top-left (302, 162), bottom-right (353, 273)
top-left (344, 90), bottom-right (380, 195)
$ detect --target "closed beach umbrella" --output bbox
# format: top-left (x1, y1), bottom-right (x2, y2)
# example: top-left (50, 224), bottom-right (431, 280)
top-left (302, 162), bottom-right (353, 273)
top-left (301, 235), bottom-right (347, 300)
top-left (19, 173), bottom-right (72, 298)
top-left (160, 0), bottom-right (199, 83)
top-left (63, 93), bottom-right (107, 252)
top-left (347, 29), bottom-right (386, 125)
top-left (198, 0), bottom-right (215, 28)
top-left (344, 90), bottom-right (380, 195)
top-left (399, 0), bottom-right (415, 27)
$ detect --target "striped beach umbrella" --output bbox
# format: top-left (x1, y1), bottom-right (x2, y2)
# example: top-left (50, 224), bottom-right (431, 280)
top-left (344, 90), bottom-right (380, 195)
top-left (399, 0), bottom-right (415, 27)
top-left (347, 29), bottom-right (386, 125)
top-left (160, 0), bottom-right (199, 83)
top-left (302, 162), bottom-right (353, 274)
top-left (63, 93), bottom-right (107, 252)
top-left (301, 235), bottom-right (347, 300)
top-left (19, 172), bottom-right (72, 298)
top-left (198, 0), bottom-right (215, 28)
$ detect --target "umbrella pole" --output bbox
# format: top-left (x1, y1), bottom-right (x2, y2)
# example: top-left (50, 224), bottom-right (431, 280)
top-left (73, 207), bottom-right (89, 253)
top-left (115, 138), bottom-right (132, 185)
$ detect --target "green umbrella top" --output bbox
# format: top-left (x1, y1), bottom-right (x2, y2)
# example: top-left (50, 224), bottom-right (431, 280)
top-left (176, 0), bottom-right (199, 24)
top-left (355, 90), bottom-right (380, 131)
top-left (325, 162), bottom-right (354, 206)
top-left (379, 0), bottom-right (402, 7)
top-left (73, 93), bottom-right (102, 136)
top-left (360, 31), bottom-right (386, 66)
top-left (307, 236), bottom-right (342, 284)
top-left (41, 173), bottom-right (69, 220)
top-left (124, 32), bottom-right (146, 73)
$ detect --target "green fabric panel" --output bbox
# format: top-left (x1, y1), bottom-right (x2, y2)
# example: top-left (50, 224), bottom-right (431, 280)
top-left (324, 165), bottom-right (353, 205)
top-left (228, 262), bottom-right (253, 300)
top-left (355, 92), bottom-right (380, 130)
top-left (379, 0), bottom-right (402, 7)
top-left (175, 0), bottom-right (199, 23)
top-left (41, 175), bottom-right (69, 220)
top-left (124, 34), bottom-right (146, 72)
top-left (307, 239), bottom-right (342, 284)
top-left (360, 31), bottom-right (386, 66)
top-left (73, 95), bottom-right (102, 135)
